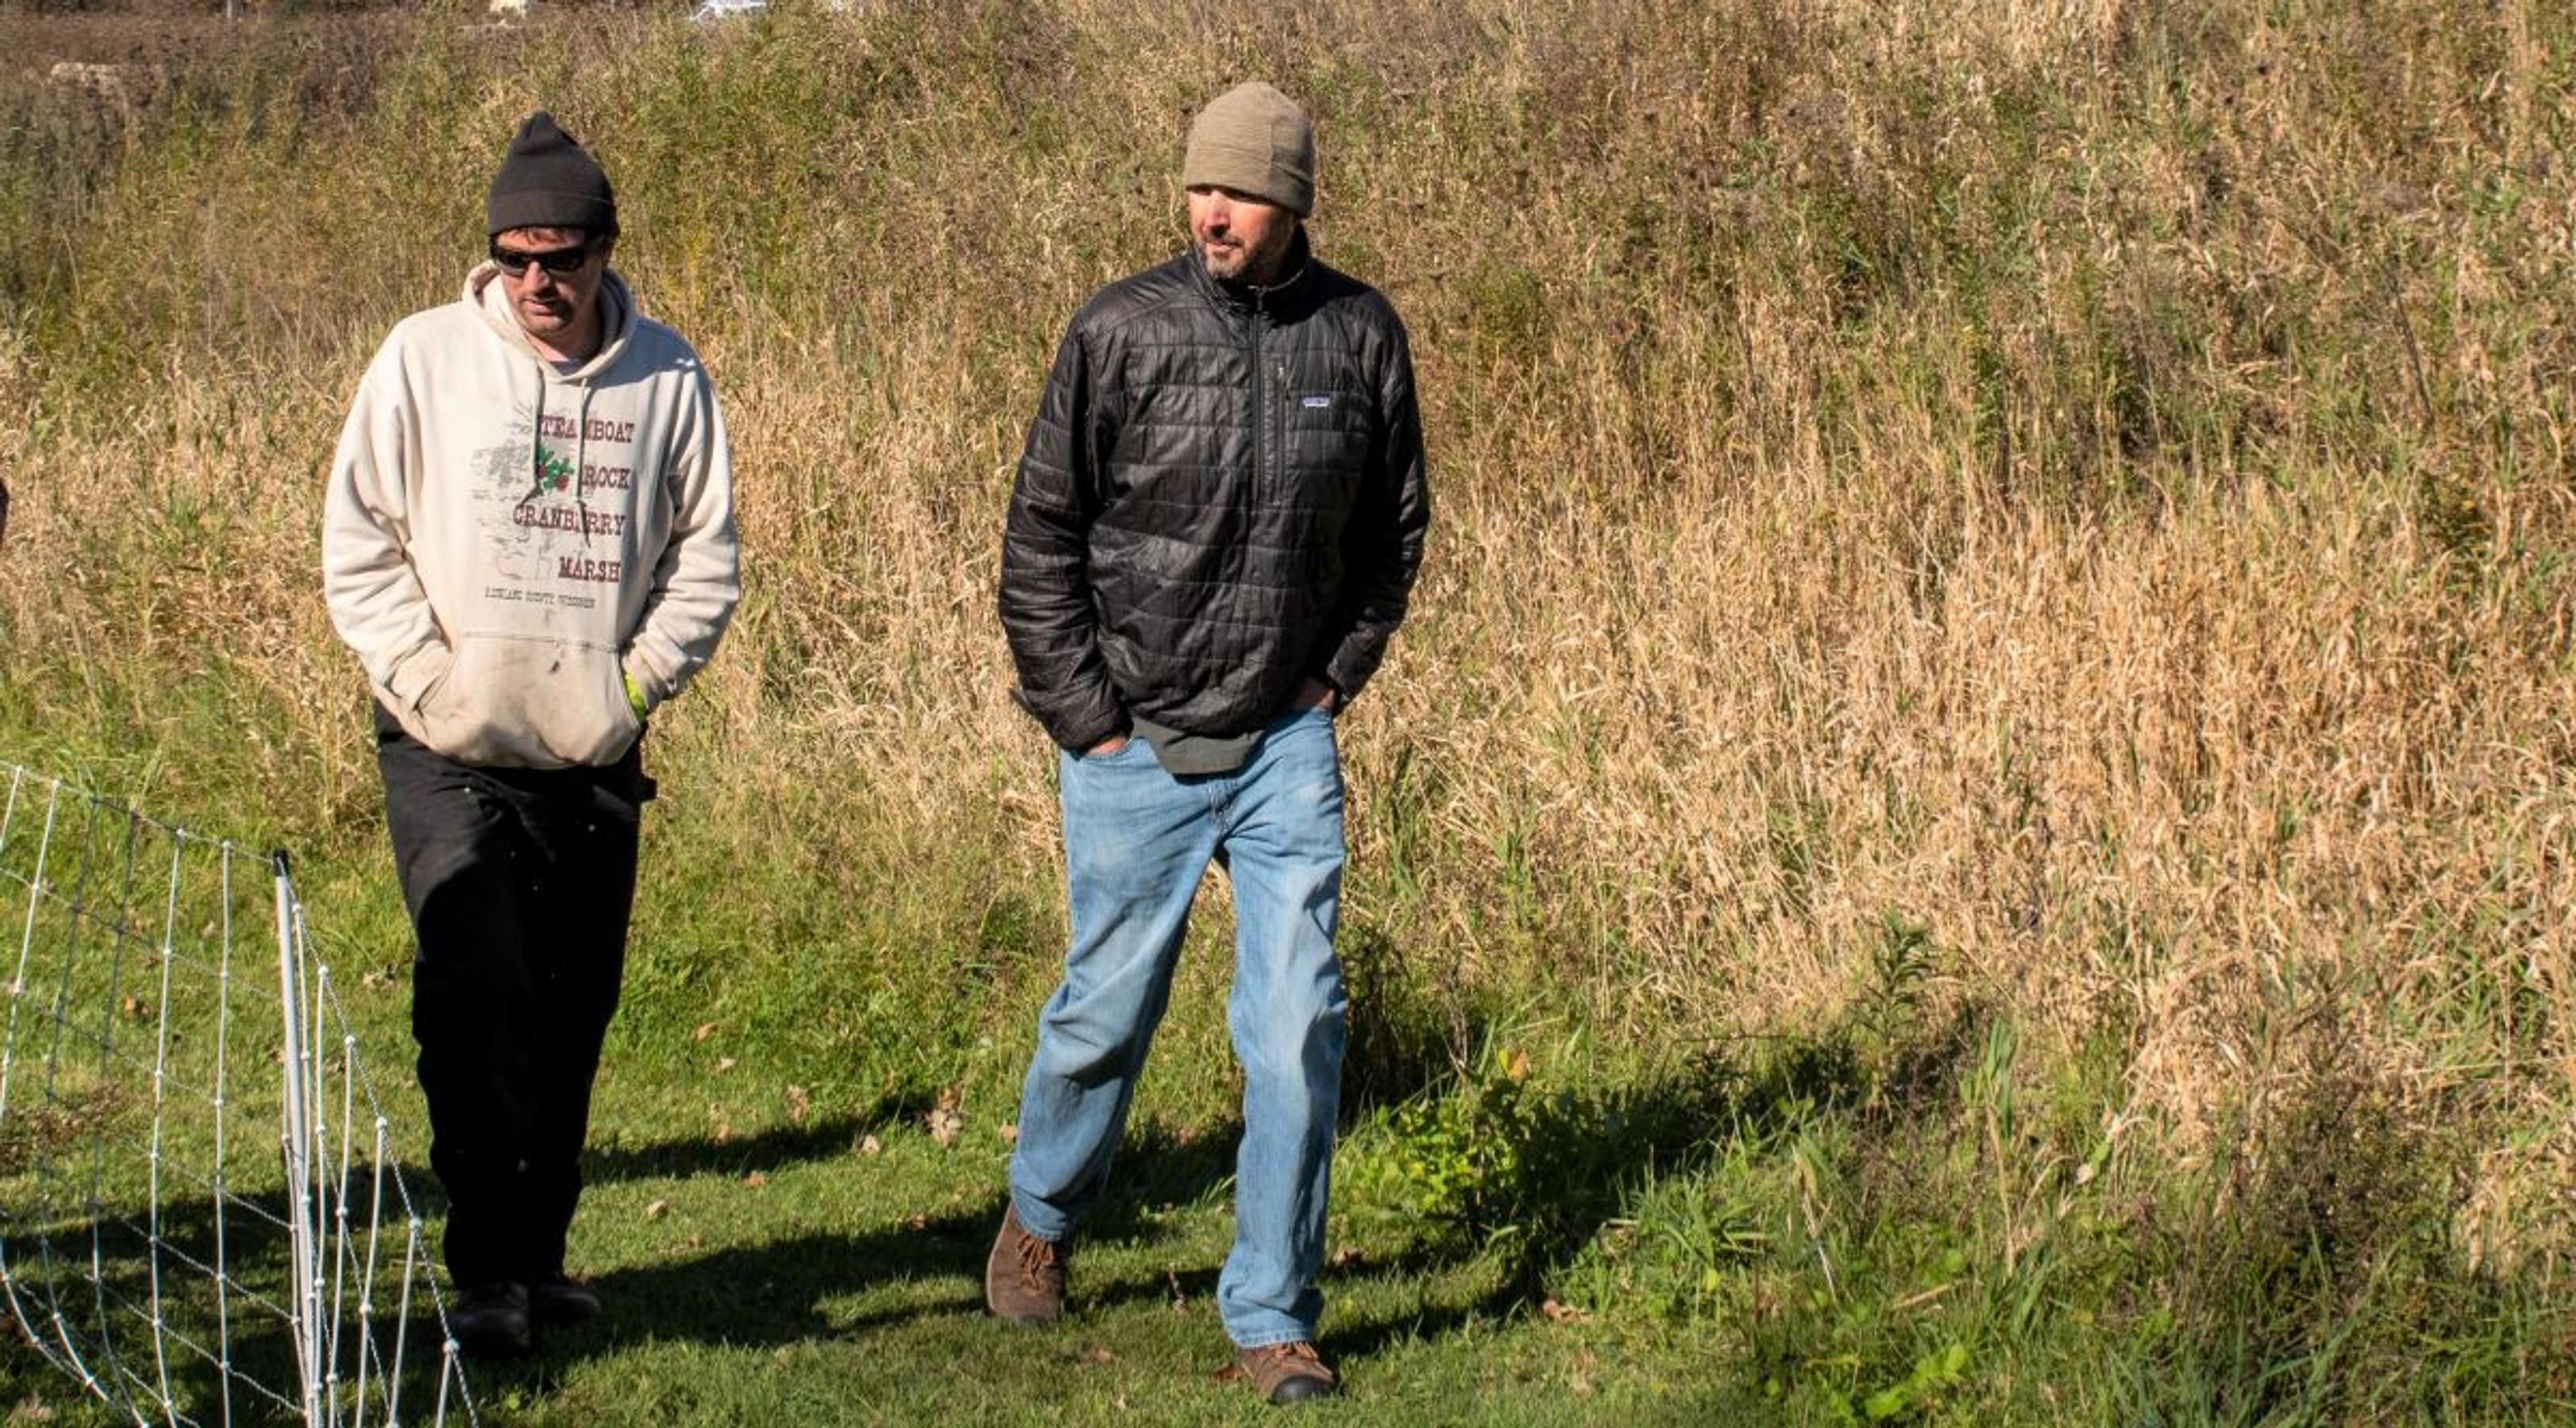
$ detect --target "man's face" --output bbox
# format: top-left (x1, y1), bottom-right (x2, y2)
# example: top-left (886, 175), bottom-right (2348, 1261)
top-left (1187, 186), bottom-right (1296, 286)
top-left (491, 225), bottom-right (610, 346)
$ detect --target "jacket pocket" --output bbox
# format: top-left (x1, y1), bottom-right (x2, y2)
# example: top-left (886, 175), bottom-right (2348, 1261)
top-left (406, 633), bottom-right (640, 769)
top-left (1282, 395), bottom-right (1371, 514)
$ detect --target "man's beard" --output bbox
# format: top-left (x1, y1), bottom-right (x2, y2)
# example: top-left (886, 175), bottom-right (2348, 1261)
top-left (1196, 240), bottom-right (1249, 282)
top-left (1196, 233), bottom-right (1285, 285)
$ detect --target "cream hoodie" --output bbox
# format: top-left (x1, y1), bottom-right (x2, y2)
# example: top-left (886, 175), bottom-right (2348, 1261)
top-left (323, 264), bottom-right (739, 768)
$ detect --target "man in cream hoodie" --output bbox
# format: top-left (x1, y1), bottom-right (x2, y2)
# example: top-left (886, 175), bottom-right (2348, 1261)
top-left (322, 111), bottom-right (737, 1358)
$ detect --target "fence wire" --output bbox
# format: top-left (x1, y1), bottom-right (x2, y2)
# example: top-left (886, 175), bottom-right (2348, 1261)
top-left (0, 762), bottom-right (479, 1426)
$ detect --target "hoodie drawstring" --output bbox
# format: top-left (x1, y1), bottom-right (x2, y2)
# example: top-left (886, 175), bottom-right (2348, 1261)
top-left (488, 264), bottom-right (625, 543)
top-left (572, 381), bottom-right (594, 546)
top-left (515, 346), bottom-right (600, 550)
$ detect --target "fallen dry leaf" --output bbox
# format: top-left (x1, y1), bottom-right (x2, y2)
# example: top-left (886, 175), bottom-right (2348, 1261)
top-left (1541, 1297), bottom-right (1589, 1323)
top-left (786, 1085), bottom-right (811, 1123)
top-left (926, 1106), bottom-right (965, 1148)
top-left (857, 1134), bottom-right (883, 1156)
top-left (745, 1171), bottom-right (769, 1188)
top-left (644, 1200), bottom-right (669, 1221)
top-left (712, 1056), bottom-right (737, 1075)
top-left (999, 1123), bottom-right (1020, 1144)
top-left (690, 1021), bottom-right (717, 1043)
top-left (1079, 1345), bottom-right (1116, 1365)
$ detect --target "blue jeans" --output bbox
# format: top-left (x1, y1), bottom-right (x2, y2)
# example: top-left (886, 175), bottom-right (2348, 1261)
top-left (1007, 704), bottom-right (1348, 1347)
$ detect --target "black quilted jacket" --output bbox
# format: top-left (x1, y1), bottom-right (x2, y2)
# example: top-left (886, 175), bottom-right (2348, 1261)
top-left (1000, 233), bottom-right (1430, 752)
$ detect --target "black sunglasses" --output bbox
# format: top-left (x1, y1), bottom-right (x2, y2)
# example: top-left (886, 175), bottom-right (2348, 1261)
top-left (488, 239), bottom-right (597, 277)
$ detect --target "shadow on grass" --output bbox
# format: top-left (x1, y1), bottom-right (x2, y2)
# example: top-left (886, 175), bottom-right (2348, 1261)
top-left (1320, 990), bottom-right (2001, 1356)
top-left (582, 1100), bottom-right (935, 1186)
top-left (902, 980), bottom-right (2002, 1369)
top-left (1338, 921), bottom-right (1470, 1117)
top-left (570, 1205), bottom-right (998, 1348)
top-left (1079, 1117), bottom-right (1242, 1243)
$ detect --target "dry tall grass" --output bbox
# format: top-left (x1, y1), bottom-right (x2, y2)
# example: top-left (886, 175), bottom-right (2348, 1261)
top-left (3, 0), bottom-right (2570, 1296)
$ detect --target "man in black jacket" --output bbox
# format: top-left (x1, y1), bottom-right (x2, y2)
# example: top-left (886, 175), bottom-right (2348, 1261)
top-left (991, 80), bottom-right (1429, 1405)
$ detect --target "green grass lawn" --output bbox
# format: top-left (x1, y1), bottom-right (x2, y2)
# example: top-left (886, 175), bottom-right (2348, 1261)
top-left (6, 838), bottom-right (2561, 1426)
top-left (1, 736), bottom-right (2569, 1424)
top-left (421, 1096), bottom-right (1732, 1426)
top-left (0, 768), bottom-right (1736, 1426)
top-left (0, 907), bottom-right (1739, 1427)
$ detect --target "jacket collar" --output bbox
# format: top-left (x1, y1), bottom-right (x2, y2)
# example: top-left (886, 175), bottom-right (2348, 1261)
top-left (1184, 225), bottom-right (1316, 317)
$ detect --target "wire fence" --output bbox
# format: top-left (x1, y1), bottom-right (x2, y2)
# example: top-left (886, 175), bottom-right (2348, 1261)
top-left (0, 762), bottom-right (478, 1425)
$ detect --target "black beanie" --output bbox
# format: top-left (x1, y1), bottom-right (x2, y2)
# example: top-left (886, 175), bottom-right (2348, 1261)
top-left (486, 111), bottom-right (617, 238)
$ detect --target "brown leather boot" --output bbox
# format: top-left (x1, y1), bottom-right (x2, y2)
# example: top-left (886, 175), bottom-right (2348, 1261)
top-left (983, 1205), bottom-right (1065, 1327)
top-left (1232, 1341), bottom-right (1338, 1404)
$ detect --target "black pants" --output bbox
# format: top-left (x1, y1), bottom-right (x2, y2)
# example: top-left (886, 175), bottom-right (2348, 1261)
top-left (375, 706), bottom-right (653, 1289)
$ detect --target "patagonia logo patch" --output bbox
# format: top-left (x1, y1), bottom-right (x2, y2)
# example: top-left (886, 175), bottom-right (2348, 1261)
top-left (1301, 395), bottom-right (1334, 409)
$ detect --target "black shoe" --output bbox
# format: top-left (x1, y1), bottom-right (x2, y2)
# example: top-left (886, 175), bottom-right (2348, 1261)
top-left (528, 1276), bottom-right (602, 1327)
top-left (447, 1282), bottom-right (531, 1359)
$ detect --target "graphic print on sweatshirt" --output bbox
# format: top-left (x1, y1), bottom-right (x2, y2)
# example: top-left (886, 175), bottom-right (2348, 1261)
top-left (464, 397), bottom-right (645, 616)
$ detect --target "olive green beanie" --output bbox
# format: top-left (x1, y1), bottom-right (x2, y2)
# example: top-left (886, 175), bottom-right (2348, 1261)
top-left (1182, 81), bottom-right (1314, 216)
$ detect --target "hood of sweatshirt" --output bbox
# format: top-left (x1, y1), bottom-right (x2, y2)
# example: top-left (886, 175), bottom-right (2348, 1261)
top-left (463, 263), bottom-right (643, 566)
top-left (466, 261), bottom-right (639, 378)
